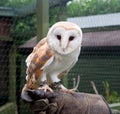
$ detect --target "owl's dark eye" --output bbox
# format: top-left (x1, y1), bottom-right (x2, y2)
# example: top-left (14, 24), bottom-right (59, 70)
top-left (69, 36), bottom-right (75, 41)
top-left (56, 35), bottom-right (61, 40)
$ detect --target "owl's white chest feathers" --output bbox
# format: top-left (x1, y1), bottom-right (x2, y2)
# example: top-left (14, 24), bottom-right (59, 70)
top-left (44, 47), bottom-right (80, 82)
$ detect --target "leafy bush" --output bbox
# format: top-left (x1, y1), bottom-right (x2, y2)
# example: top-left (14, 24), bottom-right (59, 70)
top-left (67, 0), bottom-right (120, 17)
top-left (103, 81), bottom-right (120, 103)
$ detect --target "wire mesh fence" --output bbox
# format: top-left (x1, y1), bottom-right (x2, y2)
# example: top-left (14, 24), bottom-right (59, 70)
top-left (0, 0), bottom-right (120, 114)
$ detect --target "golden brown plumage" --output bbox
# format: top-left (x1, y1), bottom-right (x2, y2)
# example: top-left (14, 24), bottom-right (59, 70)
top-left (22, 38), bottom-right (54, 91)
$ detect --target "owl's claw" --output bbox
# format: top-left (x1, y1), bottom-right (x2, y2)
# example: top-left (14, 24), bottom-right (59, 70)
top-left (38, 85), bottom-right (53, 93)
top-left (60, 88), bottom-right (75, 93)
top-left (60, 75), bottom-right (80, 93)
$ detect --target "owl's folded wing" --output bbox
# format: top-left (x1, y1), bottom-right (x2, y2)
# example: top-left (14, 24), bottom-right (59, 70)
top-left (25, 37), bottom-right (54, 88)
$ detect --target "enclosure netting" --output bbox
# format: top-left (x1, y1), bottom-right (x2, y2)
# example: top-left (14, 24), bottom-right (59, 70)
top-left (0, 0), bottom-right (120, 114)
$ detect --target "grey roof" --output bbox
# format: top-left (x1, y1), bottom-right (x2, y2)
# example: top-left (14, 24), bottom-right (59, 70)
top-left (19, 30), bottom-right (120, 48)
top-left (19, 36), bottom-right (37, 48)
top-left (67, 13), bottom-right (120, 29)
top-left (83, 30), bottom-right (120, 46)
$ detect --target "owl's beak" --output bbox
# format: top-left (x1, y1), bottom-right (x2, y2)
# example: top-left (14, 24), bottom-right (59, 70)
top-left (62, 48), bottom-right (65, 52)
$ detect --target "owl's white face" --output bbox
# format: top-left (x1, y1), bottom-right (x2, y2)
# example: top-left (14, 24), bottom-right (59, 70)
top-left (47, 22), bottom-right (82, 55)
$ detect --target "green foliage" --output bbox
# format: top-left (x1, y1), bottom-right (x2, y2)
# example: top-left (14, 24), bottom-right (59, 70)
top-left (0, 0), bottom-right (37, 45)
top-left (49, 6), bottom-right (61, 26)
top-left (67, 0), bottom-right (120, 17)
top-left (104, 81), bottom-right (120, 103)
top-left (108, 91), bottom-right (120, 103)
top-left (12, 15), bottom-right (37, 45)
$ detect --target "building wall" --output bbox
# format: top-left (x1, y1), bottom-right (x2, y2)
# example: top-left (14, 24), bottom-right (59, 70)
top-left (69, 53), bottom-right (120, 94)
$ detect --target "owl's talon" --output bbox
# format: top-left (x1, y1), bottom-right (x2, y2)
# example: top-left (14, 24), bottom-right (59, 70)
top-left (60, 88), bottom-right (76, 94)
top-left (38, 85), bottom-right (53, 93)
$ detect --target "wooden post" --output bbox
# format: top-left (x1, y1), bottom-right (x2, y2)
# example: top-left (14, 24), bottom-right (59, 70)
top-left (8, 44), bottom-right (16, 102)
top-left (36, 0), bottom-right (49, 42)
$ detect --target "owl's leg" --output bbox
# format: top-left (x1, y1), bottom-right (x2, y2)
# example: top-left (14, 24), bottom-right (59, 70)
top-left (50, 76), bottom-right (80, 93)
top-left (60, 84), bottom-right (76, 93)
top-left (61, 76), bottom-right (80, 93)
top-left (38, 80), bottom-right (53, 92)
top-left (61, 75), bottom-right (80, 93)
top-left (49, 81), bottom-right (74, 93)
top-left (38, 74), bottom-right (53, 92)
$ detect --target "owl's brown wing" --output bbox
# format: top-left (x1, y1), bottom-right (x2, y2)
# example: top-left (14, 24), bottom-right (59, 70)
top-left (25, 37), bottom-right (54, 89)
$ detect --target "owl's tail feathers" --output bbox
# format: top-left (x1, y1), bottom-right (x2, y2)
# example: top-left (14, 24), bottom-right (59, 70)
top-left (21, 75), bottom-right (38, 102)
top-left (21, 81), bottom-right (53, 102)
top-left (21, 84), bottom-right (33, 102)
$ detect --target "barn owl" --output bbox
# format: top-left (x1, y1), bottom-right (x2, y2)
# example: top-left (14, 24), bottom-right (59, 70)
top-left (22, 21), bottom-right (82, 100)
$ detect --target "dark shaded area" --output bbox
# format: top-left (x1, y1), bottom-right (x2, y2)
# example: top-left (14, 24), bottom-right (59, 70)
top-left (0, 41), bottom-right (12, 106)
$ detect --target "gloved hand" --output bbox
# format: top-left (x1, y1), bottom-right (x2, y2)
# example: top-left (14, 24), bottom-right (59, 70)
top-left (22, 89), bottom-right (112, 114)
